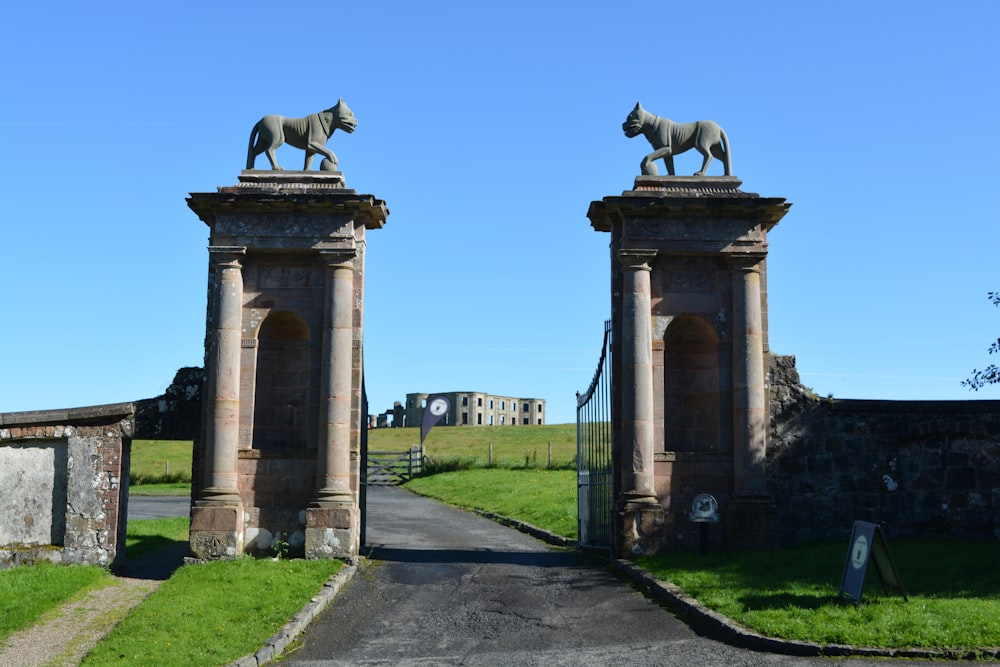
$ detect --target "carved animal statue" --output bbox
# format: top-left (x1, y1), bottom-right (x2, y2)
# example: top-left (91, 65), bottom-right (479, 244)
top-left (246, 99), bottom-right (358, 171)
top-left (622, 102), bottom-right (731, 177)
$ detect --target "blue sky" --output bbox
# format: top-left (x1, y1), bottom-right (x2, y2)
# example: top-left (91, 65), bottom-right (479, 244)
top-left (2, 1), bottom-right (997, 425)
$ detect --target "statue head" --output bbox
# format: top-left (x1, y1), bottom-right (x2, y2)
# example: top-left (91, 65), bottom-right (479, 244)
top-left (324, 98), bottom-right (358, 134)
top-left (622, 102), bottom-right (649, 138)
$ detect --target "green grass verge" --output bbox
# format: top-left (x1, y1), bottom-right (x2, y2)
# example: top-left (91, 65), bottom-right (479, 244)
top-left (129, 425), bottom-right (577, 495)
top-left (637, 540), bottom-right (1000, 650)
top-left (404, 468), bottom-right (577, 539)
top-left (372, 424), bottom-right (577, 470)
top-left (129, 482), bottom-right (191, 497)
top-left (130, 440), bottom-right (193, 486)
top-left (81, 557), bottom-right (342, 667)
top-left (125, 517), bottom-right (190, 560)
top-left (0, 562), bottom-right (110, 640)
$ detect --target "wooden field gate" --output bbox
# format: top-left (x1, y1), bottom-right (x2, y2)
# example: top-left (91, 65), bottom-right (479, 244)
top-left (366, 445), bottom-right (424, 485)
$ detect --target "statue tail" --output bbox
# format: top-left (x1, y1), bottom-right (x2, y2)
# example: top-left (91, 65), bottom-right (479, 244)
top-left (246, 125), bottom-right (259, 170)
top-left (720, 128), bottom-right (732, 176)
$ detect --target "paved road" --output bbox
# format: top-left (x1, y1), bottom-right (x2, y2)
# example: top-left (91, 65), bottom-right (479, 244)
top-left (283, 486), bottom-right (900, 667)
top-left (127, 495), bottom-right (189, 520)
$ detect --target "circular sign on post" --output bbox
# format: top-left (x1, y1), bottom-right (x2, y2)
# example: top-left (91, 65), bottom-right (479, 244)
top-left (851, 533), bottom-right (869, 570)
top-left (689, 494), bottom-right (720, 523)
top-left (421, 395), bottom-right (452, 444)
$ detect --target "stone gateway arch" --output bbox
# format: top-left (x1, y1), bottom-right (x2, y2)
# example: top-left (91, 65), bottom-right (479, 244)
top-left (186, 170), bottom-right (386, 560)
top-left (185, 106), bottom-right (788, 562)
top-left (588, 176), bottom-right (791, 555)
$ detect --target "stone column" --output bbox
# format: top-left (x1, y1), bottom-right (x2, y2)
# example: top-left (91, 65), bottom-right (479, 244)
top-left (314, 250), bottom-right (357, 507)
top-left (731, 256), bottom-right (768, 497)
top-left (618, 250), bottom-right (658, 505)
top-left (190, 246), bottom-right (246, 560)
top-left (201, 246), bottom-right (246, 504)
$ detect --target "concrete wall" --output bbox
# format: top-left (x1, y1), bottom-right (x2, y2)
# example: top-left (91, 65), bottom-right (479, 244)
top-left (0, 404), bottom-right (134, 569)
top-left (769, 356), bottom-right (1000, 544)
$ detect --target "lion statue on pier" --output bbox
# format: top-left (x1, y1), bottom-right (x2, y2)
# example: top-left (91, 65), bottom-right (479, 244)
top-left (246, 99), bottom-right (358, 171)
top-left (622, 102), bottom-right (731, 177)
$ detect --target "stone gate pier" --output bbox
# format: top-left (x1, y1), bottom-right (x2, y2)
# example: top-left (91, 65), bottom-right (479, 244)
top-left (588, 176), bottom-right (790, 555)
top-left (186, 171), bottom-right (387, 560)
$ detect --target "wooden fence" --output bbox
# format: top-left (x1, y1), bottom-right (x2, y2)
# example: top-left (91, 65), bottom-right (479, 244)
top-left (366, 445), bottom-right (424, 485)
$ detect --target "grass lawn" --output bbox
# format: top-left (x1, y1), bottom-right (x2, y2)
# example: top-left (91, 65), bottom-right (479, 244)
top-left (638, 540), bottom-right (1000, 650)
top-left (81, 557), bottom-right (342, 667)
top-left (130, 440), bottom-right (192, 486)
top-left (0, 562), bottom-right (110, 640)
top-left (127, 433), bottom-right (1000, 652)
top-left (129, 482), bottom-right (191, 497)
top-left (125, 517), bottom-right (190, 559)
top-left (371, 424), bottom-right (577, 469)
top-left (405, 468), bottom-right (577, 539)
top-left (129, 424), bottom-right (577, 495)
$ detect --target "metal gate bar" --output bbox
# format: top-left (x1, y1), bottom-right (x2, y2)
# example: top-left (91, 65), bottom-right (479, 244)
top-left (576, 320), bottom-right (612, 550)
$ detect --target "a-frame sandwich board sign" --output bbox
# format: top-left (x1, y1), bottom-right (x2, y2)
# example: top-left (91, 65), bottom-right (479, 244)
top-left (838, 520), bottom-right (908, 605)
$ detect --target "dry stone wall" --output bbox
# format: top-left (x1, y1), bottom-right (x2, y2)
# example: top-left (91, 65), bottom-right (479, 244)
top-left (135, 366), bottom-right (203, 440)
top-left (129, 359), bottom-right (1000, 546)
top-left (769, 356), bottom-right (1000, 544)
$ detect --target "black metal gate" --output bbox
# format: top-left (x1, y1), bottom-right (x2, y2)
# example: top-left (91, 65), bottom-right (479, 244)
top-left (576, 320), bottom-right (612, 550)
top-left (360, 378), bottom-right (368, 547)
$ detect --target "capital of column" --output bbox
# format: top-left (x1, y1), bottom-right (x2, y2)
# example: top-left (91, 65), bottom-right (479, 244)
top-left (208, 245), bottom-right (247, 268)
top-left (319, 248), bottom-right (357, 271)
top-left (617, 249), bottom-right (657, 271)
top-left (727, 253), bottom-right (765, 272)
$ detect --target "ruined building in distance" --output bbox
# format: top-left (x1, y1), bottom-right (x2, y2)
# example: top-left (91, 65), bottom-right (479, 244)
top-left (373, 392), bottom-right (546, 428)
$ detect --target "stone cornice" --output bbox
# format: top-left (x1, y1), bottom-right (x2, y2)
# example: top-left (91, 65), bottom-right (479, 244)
top-left (588, 178), bottom-right (791, 233)
top-left (0, 403), bottom-right (136, 427)
top-left (188, 173), bottom-right (388, 230)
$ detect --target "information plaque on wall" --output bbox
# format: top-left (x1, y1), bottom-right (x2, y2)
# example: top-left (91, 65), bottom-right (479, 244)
top-left (838, 520), bottom-right (908, 605)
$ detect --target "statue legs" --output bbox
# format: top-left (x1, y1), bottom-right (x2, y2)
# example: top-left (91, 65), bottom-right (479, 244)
top-left (304, 142), bottom-right (337, 170)
top-left (641, 147), bottom-right (675, 176)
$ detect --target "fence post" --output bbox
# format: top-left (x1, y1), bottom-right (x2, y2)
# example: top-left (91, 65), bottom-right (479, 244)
top-left (411, 444), bottom-right (422, 476)
top-left (489, 442), bottom-right (493, 467)
top-left (548, 442), bottom-right (552, 469)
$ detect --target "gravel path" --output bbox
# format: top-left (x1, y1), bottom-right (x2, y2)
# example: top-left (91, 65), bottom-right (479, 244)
top-left (0, 543), bottom-right (186, 667)
top-left (0, 577), bottom-right (160, 667)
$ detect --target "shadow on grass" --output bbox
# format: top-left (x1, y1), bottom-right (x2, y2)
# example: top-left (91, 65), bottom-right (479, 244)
top-left (739, 592), bottom-right (837, 611)
top-left (121, 538), bottom-right (188, 581)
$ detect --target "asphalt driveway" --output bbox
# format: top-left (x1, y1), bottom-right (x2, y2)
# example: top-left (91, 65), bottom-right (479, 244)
top-left (127, 495), bottom-right (189, 520)
top-left (281, 486), bottom-right (897, 666)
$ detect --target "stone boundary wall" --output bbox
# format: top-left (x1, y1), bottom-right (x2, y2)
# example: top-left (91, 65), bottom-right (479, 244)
top-left (135, 366), bottom-right (203, 440)
top-left (769, 356), bottom-right (1000, 544)
top-left (0, 403), bottom-right (134, 569)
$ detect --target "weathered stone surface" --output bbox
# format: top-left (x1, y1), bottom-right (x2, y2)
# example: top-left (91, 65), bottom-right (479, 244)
top-left (0, 404), bottom-right (133, 569)
top-left (769, 355), bottom-right (1000, 543)
top-left (190, 505), bottom-right (240, 531)
top-left (0, 442), bottom-right (63, 546)
top-left (189, 529), bottom-right (242, 560)
top-left (188, 173), bottom-right (385, 561)
top-left (135, 366), bottom-right (203, 440)
top-left (305, 506), bottom-right (359, 559)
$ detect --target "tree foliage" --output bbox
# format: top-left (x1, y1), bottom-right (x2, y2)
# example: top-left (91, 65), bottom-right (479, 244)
top-left (963, 292), bottom-right (1000, 390)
